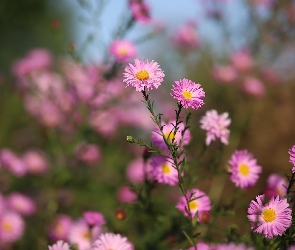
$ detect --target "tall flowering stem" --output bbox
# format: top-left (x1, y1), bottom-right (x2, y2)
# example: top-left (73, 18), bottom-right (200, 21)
top-left (141, 89), bottom-right (198, 248)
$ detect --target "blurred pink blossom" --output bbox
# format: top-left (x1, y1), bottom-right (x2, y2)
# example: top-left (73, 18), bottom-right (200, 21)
top-left (22, 150), bottom-right (48, 175)
top-left (212, 65), bottom-right (238, 84)
top-left (75, 142), bottom-right (101, 166)
top-left (117, 186), bottom-right (137, 203)
top-left (49, 215), bottom-right (73, 241)
top-left (172, 21), bottom-right (199, 50)
top-left (242, 77), bottom-right (265, 97)
top-left (231, 50), bottom-right (254, 72)
top-left (6, 193), bottom-right (36, 216)
top-left (129, 0), bottom-right (151, 24)
top-left (109, 40), bottom-right (137, 62)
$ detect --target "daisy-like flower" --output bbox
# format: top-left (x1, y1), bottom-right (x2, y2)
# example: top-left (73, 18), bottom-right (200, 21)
top-left (150, 156), bottom-right (178, 186)
top-left (188, 242), bottom-right (211, 250)
top-left (247, 195), bottom-right (292, 238)
top-left (48, 240), bottom-right (71, 250)
top-left (68, 220), bottom-right (92, 250)
top-left (227, 150), bottom-right (262, 189)
top-left (109, 40), bottom-right (137, 63)
top-left (263, 174), bottom-right (287, 198)
top-left (6, 192), bottom-right (36, 216)
top-left (171, 78), bottom-right (205, 110)
top-left (215, 243), bottom-right (254, 250)
top-left (92, 232), bottom-right (134, 250)
top-left (176, 188), bottom-right (211, 220)
top-left (151, 120), bottom-right (191, 152)
top-left (49, 214), bottom-right (73, 241)
top-left (0, 211), bottom-right (25, 243)
top-left (200, 110), bottom-right (231, 146)
top-left (83, 211), bottom-right (105, 227)
top-left (123, 59), bottom-right (164, 91)
top-left (288, 145), bottom-right (295, 173)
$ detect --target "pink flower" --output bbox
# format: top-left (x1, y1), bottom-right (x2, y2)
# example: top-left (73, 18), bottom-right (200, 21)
top-left (242, 77), bottom-right (265, 97)
top-left (117, 186), bottom-right (137, 203)
top-left (109, 40), bottom-right (137, 62)
top-left (0, 212), bottom-right (25, 244)
top-left (215, 243), bottom-right (254, 250)
top-left (176, 189), bottom-right (211, 220)
top-left (48, 240), bottom-right (71, 250)
top-left (172, 22), bottom-right (200, 50)
top-left (171, 78), bottom-right (205, 110)
top-left (188, 242), bottom-right (211, 250)
top-left (263, 174), bottom-right (287, 198)
top-left (151, 120), bottom-right (191, 152)
top-left (247, 195), bottom-right (292, 238)
top-left (49, 215), bottom-right (73, 241)
top-left (92, 232), bottom-right (134, 250)
top-left (227, 150), bottom-right (262, 189)
top-left (123, 59), bottom-right (165, 91)
top-left (68, 220), bottom-right (93, 250)
top-left (231, 50), bottom-right (254, 72)
top-left (129, 1), bottom-right (151, 24)
top-left (126, 158), bottom-right (145, 184)
top-left (75, 142), bottom-right (101, 166)
top-left (200, 110), bottom-right (231, 145)
top-left (6, 193), bottom-right (36, 216)
top-left (22, 150), bottom-right (48, 174)
top-left (0, 149), bottom-right (27, 177)
top-left (212, 65), bottom-right (238, 84)
top-left (288, 145), bottom-right (295, 173)
top-left (83, 211), bottom-right (106, 227)
top-left (150, 156), bottom-right (178, 186)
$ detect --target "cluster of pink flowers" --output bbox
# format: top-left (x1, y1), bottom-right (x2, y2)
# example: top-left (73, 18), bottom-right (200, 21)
top-left (212, 49), bottom-right (281, 97)
top-left (289, 144), bottom-right (295, 173)
top-left (227, 150), bottom-right (262, 189)
top-left (128, 0), bottom-right (151, 24)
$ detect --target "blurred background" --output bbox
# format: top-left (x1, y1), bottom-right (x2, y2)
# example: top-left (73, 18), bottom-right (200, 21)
top-left (0, 0), bottom-right (295, 249)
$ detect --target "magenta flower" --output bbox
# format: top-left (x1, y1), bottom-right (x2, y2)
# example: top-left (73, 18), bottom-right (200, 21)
top-left (242, 77), bottom-right (265, 97)
top-left (171, 78), bottom-right (205, 110)
top-left (6, 193), bottom-right (36, 216)
top-left (92, 232), bottom-right (134, 250)
top-left (215, 243), bottom-right (254, 250)
top-left (247, 195), bottom-right (292, 238)
top-left (129, 1), bottom-right (151, 24)
top-left (83, 211), bottom-right (105, 227)
top-left (176, 189), bottom-right (211, 220)
top-left (117, 186), bottom-right (137, 204)
top-left (109, 40), bottom-right (137, 63)
top-left (227, 150), bottom-right (262, 189)
top-left (151, 120), bottom-right (191, 152)
top-left (0, 212), bottom-right (25, 244)
top-left (288, 145), bottom-right (295, 173)
top-left (150, 156), bottom-right (178, 186)
top-left (263, 174), bottom-right (287, 198)
top-left (49, 214), bottom-right (73, 241)
top-left (48, 240), bottom-right (71, 250)
top-left (172, 22), bottom-right (200, 50)
top-left (200, 110), bottom-right (231, 145)
top-left (123, 59), bottom-right (164, 91)
top-left (188, 242), bottom-right (211, 250)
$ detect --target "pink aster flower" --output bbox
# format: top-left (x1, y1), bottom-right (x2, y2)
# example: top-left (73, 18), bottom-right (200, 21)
top-left (68, 220), bottom-right (92, 250)
top-left (48, 240), bottom-right (71, 250)
top-left (117, 186), bottom-right (137, 204)
top-left (92, 232), bottom-right (134, 250)
top-left (200, 110), bottom-right (231, 145)
top-left (151, 120), bottom-right (191, 152)
top-left (242, 77), bottom-right (265, 97)
top-left (288, 145), bottom-right (295, 173)
top-left (150, 156), bottom-right (178, 186)
top-left (109, 40), bottom-right (137, 62)
top-left (231, 50), bottom-right (254, 72)
top-left (176, 189), bottom-right (211, 220)
top-left (188, 242), bottom-right (211, 250)
top-left (126, 158), bottom-right (146, 184)
top-left (215, 243), bottom-right (254, 250)
top-left (0, 211), bottom-right (25, 244)
top-left (263, 174), bottom-right (287, 198)
top-left (83, 211), bottom-right (105, 227)
top-left (247, 195), bottom-right (292, 238)
top-left (6, 193), bottom-right (36, 216)
top-left (22, 150), bottom-right (48, 175)
top-left (227, 150), bottom-right (262, 189)
top-left (129, 1), bottom-right (151, 24)
top-left (171, 78), bottom-right (205, 110)
top-left (212, 65), bottom-right (238, 84)
top-left (123, 59), bottom-right (165, 91)
top-left (49, 214), bottom-right (73, 241)
top-left (75, 142), bottom-right (101, 166)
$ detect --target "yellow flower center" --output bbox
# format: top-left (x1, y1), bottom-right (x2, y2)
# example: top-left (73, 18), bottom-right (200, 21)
top-left (189, 200), bottom-right (198, 210)
top-left (239, 163), bottom-right (249, 176)
top-left (118, 46), bottom-right (128, 56)
top-left (162, 164), bottom-right (171, 174)
top-left (83, 231), bottom-right (91, 239)
top-left (182, 91), bottom-right (193, 99)
top-left (164, 131), bottom-right (175, 142)
top-left (2, 221), bottom-right (12, 232)
top-left (262, 208), bottom-right (276, 223)
top-left (135, 70), bottom-right (149, 80)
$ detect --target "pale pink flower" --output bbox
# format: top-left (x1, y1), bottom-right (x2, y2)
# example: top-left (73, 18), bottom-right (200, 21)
top-left (288, 145), bottom-right (295, 173)
top-left (129, 1), bottom-right (151, 24)
top-left (6, 193), bottom-right (36, 216)
top-left (48, 240), bottom-right (71, 250)
top-left (22, 150), bottom-right (48, 174)
top-left (212, 65), bottom-right (238, 84)
top-left (126, 158), bottom-right (145, 184)
top-left (231, 50), bottom-right (254, 72)
top-left (0, 212), bottom-right (25, 243)
top-left (117, 186), bottom-right (137, 204)
top-left (188, 242), bottom-right (211, 250)
top-left (123, 59), bottom-right (165, 91)
top-left (200, 110), bottom-right (231, 145)
top-left (75, 142), bottom-right (101, 166)
top-left (242, 77), bottom-right (265, 97)
top-left (248, 195), bottom-right (292, 238)
top-left (263, 174), bottom-right (287, 198)
top-left (109, 40), bottom-right (137, 62)
top-left (215, 243), bottom-right (254, 250)
top-left (49, 215), bottom-right (73, 241)
top-left (92, 232), bottom-right (134, 250)
top-left (0, 149), bottom-right (27, 177)
top-left (83, 211), bottom-right (106, 227)
top-left (68, 220), bottom-right (92, 250)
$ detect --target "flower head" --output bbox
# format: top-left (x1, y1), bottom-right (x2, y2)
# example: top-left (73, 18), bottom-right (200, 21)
top-left (263, 174), bottom-right (287, 198)
top-left (176, 189), bottom-right (211, 220)
top-left (227, 150), bottom-right (262, 189)
top-left (151, 120), bottom-right (191, 152)
top-left (288, 145), bottom-right (295, 173)
top-left (150, 156), bottom-right (178, 186)
top-left (6, 192), bottom-right (36, 216)
top-left (68, 220), bottom-right (92, 250)
top-left (48, 240), bottom-right (71, 250)
top-left (49, 214), bottom-right (73, 241)
top-left (83, 211), bottom-right (105, 227)
top-left (123, 59), bottom-right (164, 91)
top-left (247, 195), bottom-right (292, 238)
top-left (92, 232), bottom-right (134, 250)
top-left (109, 40), bottom-right (137, 62)
top-left (200, 110), bottom-right (231, 145)
top-left (0, 212), bottom-right (25, 244)
top-left (215, 243), bottom-right (254, 250)
top-left (171, 78), bottom-right (205, 110)
top-left (188, 242), bottom-right (211, 250)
